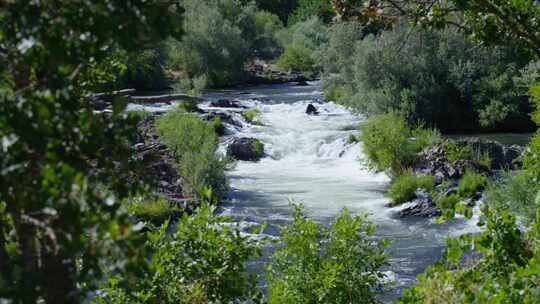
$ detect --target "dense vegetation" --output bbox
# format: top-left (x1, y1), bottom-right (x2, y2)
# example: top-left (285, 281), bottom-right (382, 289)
top-left (2, 0), bottom-right (540, 303)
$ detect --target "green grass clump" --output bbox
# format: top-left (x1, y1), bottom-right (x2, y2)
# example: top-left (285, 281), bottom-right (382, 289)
top-left (410, 124), bottom-right (442, 152)
top-left (242, 109), bottom-right (262, 125)
top-left (435, 194), bottom-right (462, 220)
top-left (347, 134), bottom-right (359, 144)
top-left (156, 106), bottom-right (228, 199)
top-left (127, 109), bottom-right (152, 121)
top-left (387, 172), bottom-right (435, 206)
top-left (457, 171), bottom-right (487, 198)
top-left (178, 98), bottom-right (201, 113)
top-left (127, 196), bottom-right (181, 224)
top-left (209, 117), bottom-right (225, 136)
top-left (443, 140), bottom-right (473, 161)
top-left (251, 139), bottom-right (265, 157)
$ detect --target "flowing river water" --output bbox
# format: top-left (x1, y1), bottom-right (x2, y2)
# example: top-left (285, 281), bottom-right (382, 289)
top-left (207, 81), bottom-right (482, 300)
top-left (133, 81), bottom-right (482, 300)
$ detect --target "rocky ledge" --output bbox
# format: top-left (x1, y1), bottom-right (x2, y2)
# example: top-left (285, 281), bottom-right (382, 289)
top-left (396, 138), bottom-right (523, 218)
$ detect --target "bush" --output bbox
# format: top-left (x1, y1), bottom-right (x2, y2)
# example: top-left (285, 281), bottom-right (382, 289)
top-left (435, 194), bottom-right (462, 220)
top-left (388, 172), bottom-right (435, 206)
top-left (361, 112), bottom-right (414, 173)
top-left (252, 11), bottom-right (284, 58)
top-left (120, 48), bottom-right (170, 91)
top-left (276, 17), bottom-right (327, 76)
top-left (96, 203), bottom-right (264, 303)
top-left (166, 0), bottom-right (254, 87)
top-left (242, 108), bottom-right (262, 125)
top-left (485, 171), bottom-right (539, 224)
top-left (321, 23), bottom-right (534, 132)
top-left (267, 204), bottom-right (387, 304)
top-left (277, 45), bottom-right (316, 75)
top-left (410, 124), bottom-right (442, 152)
top-left (457, 171), bottom-right (487, 198)
top-left (155, 107), bottom-right (228, 199)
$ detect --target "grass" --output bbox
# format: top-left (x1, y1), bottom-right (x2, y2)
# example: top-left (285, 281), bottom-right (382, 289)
top-left (251, 139), bottom-right (265, 157)
top-left (127, 196), bottom-right (181, 224)
top-left (435, 194), bottom-right (462, 220)
top-left (442, 140), bottom-right (473, 161)
top-left (242, 109), bottom-right (262, 125)
top-left (127, 109), bottom-right (152, 121)
top-left (387, 172), bottom-right (435, 206)
top-left (457, 171), bottom-right (487, 197)
top-left (209, 117), bottom-right (225, 136)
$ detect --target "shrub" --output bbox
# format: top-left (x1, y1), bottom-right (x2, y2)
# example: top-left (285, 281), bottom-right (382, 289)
top-left (388, 172), bottom-right (435, 206)
top-left (209, 117), bottom-right (225, 136)
top-left (276, 17), bottom-right (327, 76)
top-left (242, 109), bottom-right (262, 125)
top-left (457, 171), bottom-right (487, 198)
top-left (155, 107), bottom-right (228, 199)
top-left (361, 112), bottom-right (413, 173)
top-left (252, 11), bottom-right (284, 59)
top-left (321, 23), bottom-right (534, 132)
top-left (96, 203), bottom-right (264, 303)
top-left (120, 48), bottom-right (170, 91)
top-left (486, 171), bottom-right (539, 224)
top-left (410, 124), bottom-right (442, 152)
top-left (435, 194), bottom-right (462, 220)
top-left (165, 0), bottom-right (253, 87)
top-left (267, 204), bottom-right (387, 304)
top-left (277, 45), bottom-right (316, 75)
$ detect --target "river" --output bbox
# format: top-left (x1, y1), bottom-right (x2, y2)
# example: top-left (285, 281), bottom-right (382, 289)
top-left (132, 81), bottom-right (482, 300)
top-left (202, 81), bottom-right (482, 300)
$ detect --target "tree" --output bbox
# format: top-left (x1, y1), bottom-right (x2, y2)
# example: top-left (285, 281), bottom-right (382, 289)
top-left (0, 1), bottom-right (182, 302)
top-left (331, 0), bottom-right (540, 57)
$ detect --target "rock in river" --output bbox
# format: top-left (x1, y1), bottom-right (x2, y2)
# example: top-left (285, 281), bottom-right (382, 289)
top-left (227, 137), bottom-right (265, 161)
top-left (210, 99), bottom-right (244, 108)
top-left (306, 104), bottom-right (319, 115)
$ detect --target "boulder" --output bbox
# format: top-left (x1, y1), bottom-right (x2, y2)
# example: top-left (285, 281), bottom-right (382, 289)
top-left (201, 111), bottom-right (242, 127)
top-left (210, 99), bottom-right (244, 108)
top-left (227, 138), bottom-right (265, 161)
top-left (306, 104), bottom-right (319, 115)
top-left (398, 189), bottom-right (441, 218)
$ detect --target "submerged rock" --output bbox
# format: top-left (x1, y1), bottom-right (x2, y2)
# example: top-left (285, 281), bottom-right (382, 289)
top-left (227, 138), bottom-right (265, 161)
top-left (210, 99), bottom-right (244, 108)
top-left (306, 104), bottom-right (319, 115)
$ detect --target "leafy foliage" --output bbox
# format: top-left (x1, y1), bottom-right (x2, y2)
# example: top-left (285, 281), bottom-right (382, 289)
top-left (361, 112), bottom-right (439, 173)
top-left (0, 1), bottom-right (182, 302)
top-left (457, 171), bottom-right (487, 198)
top-left (95, 203), bottom-right (264, 303)
top-left (276, 17), bottom-right (328, 77)
top-left (267, 204), bottom-right (388, 304)
top-left (289, 0), bottom-right (335, 24)
top-left (243, 108), bottom-right (263, 125)
top-left (321, 23), bottom-right (534, 132)
top-left (155, 107), bottom-right (228, 199)
top-left (388, 173), bottom-right (435, 206)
